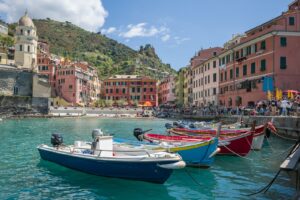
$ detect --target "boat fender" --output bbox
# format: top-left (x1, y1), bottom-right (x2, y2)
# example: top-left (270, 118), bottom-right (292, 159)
top-left (209, 148), bottom-right (221, 158)
top-left (158, 161), bottom-right (186, 169)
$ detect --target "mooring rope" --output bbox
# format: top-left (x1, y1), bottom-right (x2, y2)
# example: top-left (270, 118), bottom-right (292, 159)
top-left (221, 144), bottom-right (253, 161)
top-left (247, 138), bottom-right (300, 196)
top-left (272, 130), bottom-right (297, 141)
top-left (259, 144), bottom-right (295, 161)
top-left (265, 135), bottom-right (275, 153)
top-left (184, 169), bottom-right (202, 186)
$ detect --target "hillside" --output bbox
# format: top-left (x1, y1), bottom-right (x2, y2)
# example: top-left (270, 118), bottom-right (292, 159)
top-left (10, 19), bottom-right (175, 79)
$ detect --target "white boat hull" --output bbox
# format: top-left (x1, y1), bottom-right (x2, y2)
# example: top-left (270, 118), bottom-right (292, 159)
top-left (251, 134), bottom-right (265, 150)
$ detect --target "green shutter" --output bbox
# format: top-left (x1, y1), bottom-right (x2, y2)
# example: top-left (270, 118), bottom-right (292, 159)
top-left (280, 37), bottom-right (287, 47)
top-left (260, 60), bottom-right (266, 71)
top-left (289, 17), bottom-right (295, 26)
top-left (280, 57), bottom-right (287, 69)
top-left (251, 63), bottom-right (256, 74)
top-left (243, 65), bottom-right (247, 76)
top-left (261, 41), bottom-right (266, 50)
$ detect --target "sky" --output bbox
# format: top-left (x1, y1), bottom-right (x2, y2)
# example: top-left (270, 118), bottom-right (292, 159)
top-left (0, 0), bottom-right (293, 70)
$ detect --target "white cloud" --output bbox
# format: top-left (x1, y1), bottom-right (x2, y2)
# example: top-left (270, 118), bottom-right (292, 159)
top-left (0, 0), bottom-right (108, 32)
top-left (174, 36), bottom-right (190, 44)
top-left (161, 34), bottom-right (170, 42)
top-left (119, 23), bottom-right (169, 38)
top-left (101, 27), bottom-right (117, 34)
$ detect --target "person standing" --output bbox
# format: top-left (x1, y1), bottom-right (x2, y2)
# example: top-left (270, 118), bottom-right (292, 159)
top-left (280, 98), bottom-right (289, 116)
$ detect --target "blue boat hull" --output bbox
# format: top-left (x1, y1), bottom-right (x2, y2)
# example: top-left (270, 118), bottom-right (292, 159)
top-left (177, 139), bottom-right (218, 167)
top-left (38, 148), bottom-right (175, 183)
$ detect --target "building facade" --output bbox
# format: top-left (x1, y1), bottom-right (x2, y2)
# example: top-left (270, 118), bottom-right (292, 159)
top-left (14, 11), bottom-right (38, 70)
top-left (191, 48), bottom-right (223, 107)
top-left (103, 75), bottom-right (157, 107)
top-left (218, 0), bottom-right (300, 107)
top-left (159, 75), bottom-right (176, 105)
top-left (175, 68), bottom-right (185, 107)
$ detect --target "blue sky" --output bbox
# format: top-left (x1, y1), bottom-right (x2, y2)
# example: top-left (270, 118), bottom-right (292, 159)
top-left (0, 0), bottom-right (293, 70)
top-left (101, 0), bottom-right (292, 70)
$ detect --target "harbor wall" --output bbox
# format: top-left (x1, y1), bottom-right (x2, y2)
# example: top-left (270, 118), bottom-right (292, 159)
top-left (0, 96), bottom-right (49, 115)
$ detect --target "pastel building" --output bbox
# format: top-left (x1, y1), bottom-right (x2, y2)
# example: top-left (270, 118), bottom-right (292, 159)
top-left (218, 0), bottom-right (300, 107)
top-left (159, 75), bottom-right (176, 105)
top-left (55, 62), bottom-right (100, 106)
top-left (103, 75), bottom-right (157, 107)
top-left (191, 48), bottom-right (223, 107)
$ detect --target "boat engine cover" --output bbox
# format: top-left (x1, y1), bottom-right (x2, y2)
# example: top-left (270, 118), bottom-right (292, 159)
top-left (51, 133), bottom-right (63, 147)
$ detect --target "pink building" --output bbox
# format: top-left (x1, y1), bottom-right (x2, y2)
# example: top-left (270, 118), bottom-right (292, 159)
top-left (159, 75), bottom-right (176, 105)
top-left (55, 62), bottom-right (100, 106)
top-left (218, 0), bottom-right (300, 107)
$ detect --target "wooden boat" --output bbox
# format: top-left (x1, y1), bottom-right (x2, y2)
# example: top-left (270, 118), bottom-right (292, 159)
top-left (132, 128), bottom-right (220, 167)
top-left (37, 130), bottom-right (185, 184)
top-left (143, 131), bottom-right (253, 157)
top-left (169, 122), bottom-right (277, 151)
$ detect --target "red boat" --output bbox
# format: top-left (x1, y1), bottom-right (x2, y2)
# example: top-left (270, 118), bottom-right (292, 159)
top-left (143, 131), bottom-right (254, 157)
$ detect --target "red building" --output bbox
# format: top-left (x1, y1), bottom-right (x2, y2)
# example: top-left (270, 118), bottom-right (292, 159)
top-left (37, 41), bottom-right (57, 96)
top-left (103, 75), bottom-right (157, 107)
top-left (158, 75), bottom-right (176, 105)
top-left (218, 0), bottom-right (300, 107)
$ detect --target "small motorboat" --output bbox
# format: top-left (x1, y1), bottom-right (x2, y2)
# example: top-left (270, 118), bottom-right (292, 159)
top-left (37, 130), bottom-right (185, 184)
top-left (132, 128), bottom-right (220, 167)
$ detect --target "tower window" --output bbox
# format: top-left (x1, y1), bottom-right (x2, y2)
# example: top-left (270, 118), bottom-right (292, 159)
top-left (19, 45), bottom-right (23, 51)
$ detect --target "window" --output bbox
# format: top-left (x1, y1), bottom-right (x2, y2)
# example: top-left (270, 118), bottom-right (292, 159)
top-left (116, 89), bottom-right (119, 93)
top-left (132, 88), bottom-right (135, 93)
top-left (251, 63), bottom-right (256, 74)
top-left (213, 88), bottom-right (216, 95)
top-left (213, 61), bottom-right (216, 68)
top-left (20, 29), bottom-right (23, 35)
top-left (27, 45), bottom-right (30, 52)
top-left (260, 59), bottom-right (266, 71)
top-left (220, 73), bottom-right (223, 82)
top-left (236, 67), bottom-right (239, 78)
top-left (261, 41), bottom-right (266, 50)
top-left (235, 51), bottom-right (239, 60)
top-left (19, 45), bottom-right (23, 51)
top-left (69, 85), bottom-right (72, 89)
top-left (280, 57), bottom-right (287, 69)
top-left (289, 17), bottom-right (295, 26)
top-left (208, 75), bottom-right (210, 84)
top-left (143, 88), bottom-right (147, 92)
top-left (150, 88), bottom-right (153, 92)
top-left (122, 88), bottom-right (126, 94)
top-left (13, 86), bottom-right (18, 95)
top-left (230, 69), bottom-right (233, 79)
top-left (213, 73), bottom-right (217, 82)
top-left (106, 89), bottom-right (108, 94)
top-left (243, 65), bottom-right (247, 76)
top-left (224, 71), bottom-right (227, 81)
top-left (255, 44), bottom-right (257, 52)
top-left (27, 30), bottom-right (30, 35)
top-left (280, 37), bottom-right (287, 47)
top-left (110, 89), bottom-right (113, 93)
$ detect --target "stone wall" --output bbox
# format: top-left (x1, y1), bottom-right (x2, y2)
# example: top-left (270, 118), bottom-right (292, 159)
top-left (0, 66), bottom-right (33, 96)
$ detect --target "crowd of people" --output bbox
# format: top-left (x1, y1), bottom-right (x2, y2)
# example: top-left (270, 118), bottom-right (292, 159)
top-left (157, 97), bottom-right (300, 117)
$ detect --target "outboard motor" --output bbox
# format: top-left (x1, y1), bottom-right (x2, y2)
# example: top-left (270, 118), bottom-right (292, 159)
top-left (133, 128), bottom-right (144, 141)
top-left (165, 123), bottom-right (173, 130)
top-left (173, 121), bottom-right (179, 127)
top-left (51, 133), bottom-right (63, 147)
top-left (92, 129), bottom-right (104, 141)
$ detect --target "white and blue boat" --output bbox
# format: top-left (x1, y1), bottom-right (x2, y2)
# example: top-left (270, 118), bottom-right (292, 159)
top-left (131, 128), bottom-right (220, 167)
top-left (37, 130), bottom-right (185, 184)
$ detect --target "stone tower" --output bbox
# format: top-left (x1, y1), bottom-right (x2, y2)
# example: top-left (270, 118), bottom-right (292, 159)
top-left (14, 11), bottom-right (38, 71)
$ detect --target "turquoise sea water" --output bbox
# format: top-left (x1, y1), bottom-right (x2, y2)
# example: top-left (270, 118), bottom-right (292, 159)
top-left (0, 118), bottom-right (296, 200)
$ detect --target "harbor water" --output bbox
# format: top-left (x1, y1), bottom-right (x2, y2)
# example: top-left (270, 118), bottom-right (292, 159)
top-left (0, 118), bottom-right (296, 199)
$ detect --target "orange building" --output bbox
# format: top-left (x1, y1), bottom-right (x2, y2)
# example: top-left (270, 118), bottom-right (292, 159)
top-left (103, 75), bottom-right (157, 107)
